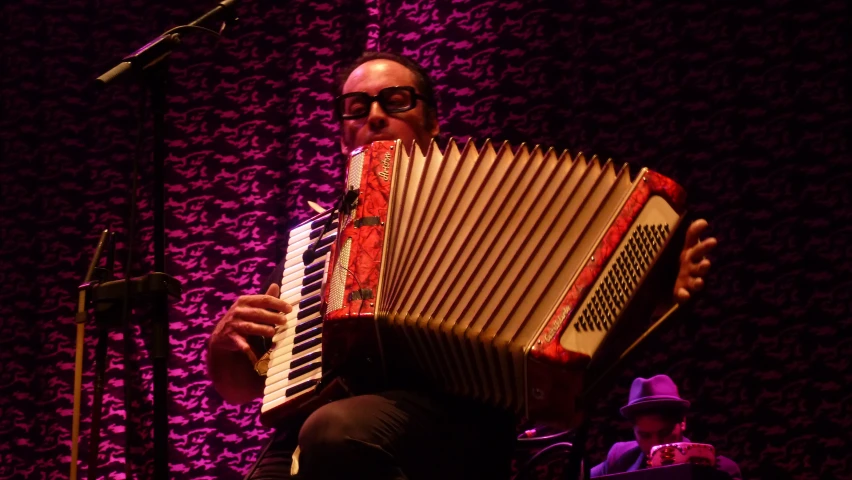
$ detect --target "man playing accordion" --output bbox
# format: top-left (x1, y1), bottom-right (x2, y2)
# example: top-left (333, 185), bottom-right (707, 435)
top-left (207, 52), bottom-right (718, 479)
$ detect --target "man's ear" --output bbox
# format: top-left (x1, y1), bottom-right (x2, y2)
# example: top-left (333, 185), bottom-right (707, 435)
top-left (428, 113), bottom-right (440, 138)
top-left (340, 136), bottom-right (350, 157)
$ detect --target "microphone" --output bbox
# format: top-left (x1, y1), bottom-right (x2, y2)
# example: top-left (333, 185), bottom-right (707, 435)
top-left (187, 0), bottom-right (239, 28)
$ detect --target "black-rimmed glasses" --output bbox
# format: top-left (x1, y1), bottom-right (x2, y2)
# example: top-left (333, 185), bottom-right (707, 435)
top-left (335, 86), bottom-right (430, 120)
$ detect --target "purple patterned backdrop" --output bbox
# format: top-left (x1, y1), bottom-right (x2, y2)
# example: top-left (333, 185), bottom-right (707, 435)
top-left (0, 0), bottom-right (849, 479)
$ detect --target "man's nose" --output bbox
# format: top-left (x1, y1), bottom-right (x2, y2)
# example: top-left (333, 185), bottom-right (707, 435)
top-left (367, 100), bottom-right (389, 129)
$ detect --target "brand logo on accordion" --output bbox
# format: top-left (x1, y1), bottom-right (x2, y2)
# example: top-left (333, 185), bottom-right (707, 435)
top-left (378, 152), bottom-right (391, 181)
top-left (544, 305), bottom-right (572, 342)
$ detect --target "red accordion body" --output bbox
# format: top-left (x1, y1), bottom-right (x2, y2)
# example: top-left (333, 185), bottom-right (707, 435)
top-left (260, 139), bottom-right (686, 427)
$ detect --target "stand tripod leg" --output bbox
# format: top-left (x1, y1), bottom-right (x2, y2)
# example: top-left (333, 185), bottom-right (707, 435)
top-left (87, 328), bottom-right (110, 480)
top-left (70, 317), bottom-right (86, 480)
top-left (152, 309), bottom-right (169, 479)
top-left (564, 421), bottom-right (589, 480)
top-left (123, 324), bottom-right (135, 479)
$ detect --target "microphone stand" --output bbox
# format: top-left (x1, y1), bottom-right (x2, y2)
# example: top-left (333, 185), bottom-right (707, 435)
top-left (150, 56), bottom-right (171, 480)
top-left (73, 1), bottom-right (239, 478)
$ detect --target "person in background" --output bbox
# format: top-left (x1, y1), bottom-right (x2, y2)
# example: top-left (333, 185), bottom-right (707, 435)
top-left (590, 374), bottom-right (742, 479)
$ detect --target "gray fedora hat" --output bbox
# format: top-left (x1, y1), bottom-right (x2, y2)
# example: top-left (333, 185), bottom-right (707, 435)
top-left (620, 374), bottom-right (691, 418)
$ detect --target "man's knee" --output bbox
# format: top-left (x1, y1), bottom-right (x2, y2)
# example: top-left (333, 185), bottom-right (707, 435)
top-left (296, 399), bottom-right (407, 478)
top-left (298, 401), bottom-right (363, 454)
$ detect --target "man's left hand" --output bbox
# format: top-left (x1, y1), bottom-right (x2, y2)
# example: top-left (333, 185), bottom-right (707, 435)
top-left (674, 219), bottom-right (717, 304)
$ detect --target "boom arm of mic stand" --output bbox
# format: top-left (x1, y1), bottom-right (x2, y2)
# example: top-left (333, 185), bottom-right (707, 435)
top-left (70, 229), bottom-right (110, 480)
top-left (96, 35), bottom-right (181, 86)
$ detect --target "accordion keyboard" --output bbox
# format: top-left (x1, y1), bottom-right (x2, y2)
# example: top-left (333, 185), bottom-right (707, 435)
top-left (260, 213), bottom-right (336, 417)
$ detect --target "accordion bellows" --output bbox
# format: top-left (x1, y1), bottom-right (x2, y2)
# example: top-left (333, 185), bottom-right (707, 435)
top-left (261, 139), bottom-right (686, 427)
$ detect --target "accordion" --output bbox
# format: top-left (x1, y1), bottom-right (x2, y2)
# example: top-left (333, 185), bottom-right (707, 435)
top-left (259, 139), bottom-right (686, 427)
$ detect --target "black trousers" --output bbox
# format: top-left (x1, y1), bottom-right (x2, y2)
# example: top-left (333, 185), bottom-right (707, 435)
top-left (245, 390), bottom-right (516, 480)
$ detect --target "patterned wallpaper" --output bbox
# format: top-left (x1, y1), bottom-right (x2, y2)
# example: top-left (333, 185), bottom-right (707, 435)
top-left (0, 0), bottom-right (848, 478)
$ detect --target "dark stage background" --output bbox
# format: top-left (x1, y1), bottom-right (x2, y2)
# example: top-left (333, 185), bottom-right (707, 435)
top-left (0, 0), bottom-right (848, 479)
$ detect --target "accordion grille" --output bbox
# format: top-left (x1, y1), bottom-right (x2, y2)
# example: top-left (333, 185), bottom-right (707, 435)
top-left (347, 150), bottom-right (365, 192)
top-left (572, 223), bottom-right (671, 334)
top-left (327, 237), bottom-right (352, 313)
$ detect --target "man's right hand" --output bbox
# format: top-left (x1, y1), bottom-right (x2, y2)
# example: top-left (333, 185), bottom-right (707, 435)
top-left (209, 283), bottom-right (293, 364)
top-left (208, 283), bottom-right (292, 404)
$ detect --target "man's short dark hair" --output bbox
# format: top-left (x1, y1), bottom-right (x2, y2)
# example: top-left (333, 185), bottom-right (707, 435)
top-left (336, 51), bottom-right (439, 130)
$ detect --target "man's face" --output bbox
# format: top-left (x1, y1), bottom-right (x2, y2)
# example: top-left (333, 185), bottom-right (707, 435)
top-left (339, 59), bottom-right (439, 156)
top-left (632, 413), bottom-right (685, 457)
